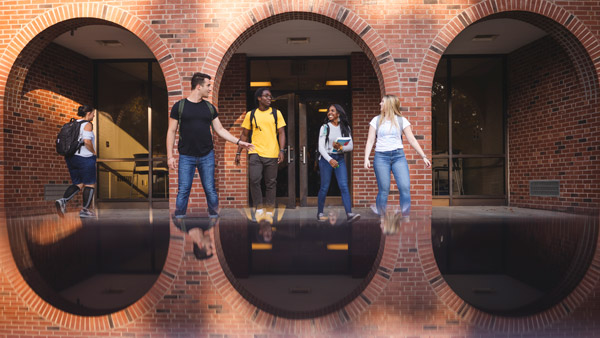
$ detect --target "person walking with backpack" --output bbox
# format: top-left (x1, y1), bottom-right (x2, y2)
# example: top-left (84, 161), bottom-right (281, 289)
top-left (167, 72), bottom-right (253, 219)
top-left (316, 104), bottom-right (360, 222)
top-left (363, 95), bottom-right (431, 217)
top-left (235, 88), bottom-right (286, 221)
top-left (55, 105), bottom-right (97, 218)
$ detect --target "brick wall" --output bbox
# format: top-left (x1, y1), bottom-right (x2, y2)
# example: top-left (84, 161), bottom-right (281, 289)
top-left (351, 52), bottom-right (381, 208)
top-left (3, 43), bottom-right (93, 216)
top-left (508, 36), bottom-right (600, 213)
top-left (214, 53), bottom-right (248, 209)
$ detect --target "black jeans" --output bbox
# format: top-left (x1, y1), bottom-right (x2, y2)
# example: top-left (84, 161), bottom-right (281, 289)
top-left (248, 154), bottom-right (278, 209)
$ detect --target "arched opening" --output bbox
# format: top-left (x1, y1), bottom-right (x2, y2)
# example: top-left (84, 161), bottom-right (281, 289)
top-left (430, 13), bottom-right (599, 212)
top-left (430, 12), bottom-right (600, 316)
top-left (3, 19), bottom-right (170, 316)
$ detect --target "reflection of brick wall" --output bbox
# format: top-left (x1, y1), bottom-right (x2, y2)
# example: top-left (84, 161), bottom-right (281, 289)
top-left (4, 43), bottom-right (93, 216)
top-left (508, 36), bottom-right (600, 213)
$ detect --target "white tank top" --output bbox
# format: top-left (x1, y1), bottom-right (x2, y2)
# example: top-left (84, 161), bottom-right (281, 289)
top-left (76, 119), bottom-right (95, 157)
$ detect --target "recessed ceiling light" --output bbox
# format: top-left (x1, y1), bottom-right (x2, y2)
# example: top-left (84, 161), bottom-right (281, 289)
top-left (472, 34), bottom-right (498, 42)
top-left (287, 37), bottom-right (310, 44)
top-left (96, 40), bottom-right (123, 47)
top-left (250, 81), bottom-right (272, 87)
top-left (325, 80), bottom-right (348, 86)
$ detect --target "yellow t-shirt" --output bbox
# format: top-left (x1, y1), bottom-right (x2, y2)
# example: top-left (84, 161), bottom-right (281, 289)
top-left (241, 107), bottom-right (286, 158)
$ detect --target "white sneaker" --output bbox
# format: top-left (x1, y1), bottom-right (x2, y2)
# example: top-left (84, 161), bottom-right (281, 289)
top-left (254, 209), bottom-right (265, 223)
top-left (79, 208), bottom-right (96, 218)
top-left (55, 199), bottom-right (66, 217)
top-left (370, 204), bottom-right (380, 215)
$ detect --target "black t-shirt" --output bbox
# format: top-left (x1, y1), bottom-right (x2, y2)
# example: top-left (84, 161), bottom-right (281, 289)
top-left (170, 99), bottom-right (218, 157)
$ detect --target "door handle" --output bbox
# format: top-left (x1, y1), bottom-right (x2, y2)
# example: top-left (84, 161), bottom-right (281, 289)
top-left (302, 146), bottom-right (306, 164)
top-left (287, 145), bottom-right (294, 163)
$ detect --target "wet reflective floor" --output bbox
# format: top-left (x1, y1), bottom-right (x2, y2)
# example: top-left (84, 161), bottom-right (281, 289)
top-left (3, 206), bottom-right (597, 319)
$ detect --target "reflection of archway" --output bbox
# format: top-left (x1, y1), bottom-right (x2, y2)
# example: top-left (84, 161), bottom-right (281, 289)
top-left (420, 0), bottom-right (600, 332)
top-left (0, 4), bottom-right (183, 331)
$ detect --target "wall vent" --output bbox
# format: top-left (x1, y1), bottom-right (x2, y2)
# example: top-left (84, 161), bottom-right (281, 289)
top-left (529, 180), bottom-right (560, 197)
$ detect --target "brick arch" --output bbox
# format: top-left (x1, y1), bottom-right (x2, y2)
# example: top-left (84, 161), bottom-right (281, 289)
top-left (417, 0), bottom-right (600, 331)
top-left (0, 3), bottom-right (184, 331)
top-left (417, 0), bottom-right (600, 103)
top-left (201, 1), bottom-right (400, 102)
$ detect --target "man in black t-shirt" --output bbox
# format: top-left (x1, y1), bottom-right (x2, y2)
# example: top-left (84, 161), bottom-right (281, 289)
top-left (166, 72), bottom-right (253, 218)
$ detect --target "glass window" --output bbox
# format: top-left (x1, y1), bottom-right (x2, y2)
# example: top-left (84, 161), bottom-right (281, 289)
top-left (96, 61), bottom-right (168, 201)
top-left (432, 158), bottom-right (449, 196)
top-left (432, 59), bottom-right (449, 155)
top-left (451, 58), bottom-right (504, 155)
top-left (151, 62), bottom-right (168, 157)
top-left (453, 158), bottom-right (505, 196)
top-left (97, 62), bottom-right (149, 158)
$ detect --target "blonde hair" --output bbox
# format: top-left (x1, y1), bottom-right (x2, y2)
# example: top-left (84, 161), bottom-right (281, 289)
top-left (377, 94), bottom-right (403, 131)
top-left (380, 210), bottom-right (403, 235)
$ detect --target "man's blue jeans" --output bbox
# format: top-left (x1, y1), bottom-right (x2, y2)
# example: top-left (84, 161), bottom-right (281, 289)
top-left (175, 151), bottom-right (219, 218)
top-left (373, 149), bottom-right (411, 215)
top-left (318, 153), bottom-right (352, 214)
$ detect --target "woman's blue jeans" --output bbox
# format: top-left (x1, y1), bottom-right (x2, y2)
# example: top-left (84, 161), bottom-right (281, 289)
top-left (175, 151), bottom-right (219, 217)
top-left (373, 149), bottom-right (410, 215)
top-left (318, 154), bottom-right (352, 214)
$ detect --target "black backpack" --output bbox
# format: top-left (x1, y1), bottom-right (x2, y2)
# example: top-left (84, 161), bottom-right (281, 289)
top-left (56, 118), bottom-right (86, 157)
top-left (247, 107), bottom-right (278, 144)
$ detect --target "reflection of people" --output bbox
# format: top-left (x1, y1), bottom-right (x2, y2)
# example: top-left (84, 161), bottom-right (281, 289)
top-left (235, 88), bottom-right (286, 220)
top-left (55, 105), bottom-right (97, 218)
top-left (172, 216), bottom-right (217, 260)
top-left (363, 95), bottom-right (431, 216)
top-left (379, 209), bottom-right (403, 235)
top-left (317, 104), bottom-right (360, 222)
top-left (167, 73), bottom-right (253, 218)
top-left (258, 220), bottom-right (273, 243)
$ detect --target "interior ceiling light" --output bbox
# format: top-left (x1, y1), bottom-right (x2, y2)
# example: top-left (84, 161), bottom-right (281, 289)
top-left (287, 37), bottom-right (310, 44)
top-left (325, 80), bottom-right (348, 86)
top-left (96, 40), bottom-right (123, 47)
top-left (472, 34), bottom-right (498, 42)
top-left (318, 109), bottom-right (328, 112)
top-left (250, 81), bottom-right (272, 87)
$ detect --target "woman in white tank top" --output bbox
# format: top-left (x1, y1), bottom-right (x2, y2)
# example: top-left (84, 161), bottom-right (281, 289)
top-left (55, 105), bottom-right (97, 218)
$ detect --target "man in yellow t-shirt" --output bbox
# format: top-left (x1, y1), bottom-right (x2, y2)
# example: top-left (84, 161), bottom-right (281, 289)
top-left (235, 88), bottom-right (286, 218)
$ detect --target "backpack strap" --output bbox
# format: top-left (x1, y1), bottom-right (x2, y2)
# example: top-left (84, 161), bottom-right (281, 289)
top-left (248, 107), bottom-right (280, 144)
top-left (205, 101), bottom-right (216, 130)
top-left (177, 99), bottom-right (186, 144)
top-left (74, 119), bottom-right (87, 155)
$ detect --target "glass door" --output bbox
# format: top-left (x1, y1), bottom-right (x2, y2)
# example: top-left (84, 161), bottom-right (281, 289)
top-left (272, 94), bottom-right (296, 208)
